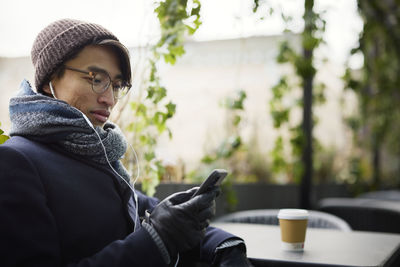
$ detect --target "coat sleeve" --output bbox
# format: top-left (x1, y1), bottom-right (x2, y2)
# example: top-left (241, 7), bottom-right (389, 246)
top-left (0, 145), bottom-right (167, 267)
top-left (200, 226), bottom-right (242, 263)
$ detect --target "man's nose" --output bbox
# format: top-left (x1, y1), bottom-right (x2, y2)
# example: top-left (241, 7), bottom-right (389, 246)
top-left (98, 85), bottom-right (116, 107)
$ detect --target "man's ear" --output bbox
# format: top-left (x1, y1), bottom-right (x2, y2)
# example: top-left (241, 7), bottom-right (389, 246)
top-left (40, 81), bottom-right (57, 98)
top-left (42, 83), bottom-right (51, 95)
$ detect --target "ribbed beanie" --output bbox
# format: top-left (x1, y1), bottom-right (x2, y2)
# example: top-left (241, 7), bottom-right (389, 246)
top-left (31, 19), bottom-right (119, 92)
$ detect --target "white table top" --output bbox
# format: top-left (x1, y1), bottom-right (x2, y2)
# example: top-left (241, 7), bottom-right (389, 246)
top-left (212, 222), bottom-right (400, 267)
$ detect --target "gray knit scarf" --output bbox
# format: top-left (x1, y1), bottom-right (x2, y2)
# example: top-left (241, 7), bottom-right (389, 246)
top-left (9, 79), bottom-right (130, 182)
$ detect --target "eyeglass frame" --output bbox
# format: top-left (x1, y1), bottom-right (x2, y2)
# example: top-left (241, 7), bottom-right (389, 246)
top-left (63, 65), bottom-right (131, 99)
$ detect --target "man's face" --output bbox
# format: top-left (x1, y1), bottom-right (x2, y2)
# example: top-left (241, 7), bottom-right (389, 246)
top-left (44, 45), bottom-right (121, 127)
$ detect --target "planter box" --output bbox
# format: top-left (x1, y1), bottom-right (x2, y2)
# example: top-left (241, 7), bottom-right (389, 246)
top-left (137, 183), bottom-right (351, 217)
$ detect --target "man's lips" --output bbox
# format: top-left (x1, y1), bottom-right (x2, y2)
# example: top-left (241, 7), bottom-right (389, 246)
top-left (91, 110), bottom-right (110, 123)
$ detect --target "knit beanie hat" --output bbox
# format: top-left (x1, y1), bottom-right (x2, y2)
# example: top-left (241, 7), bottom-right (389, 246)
top-left (31, 19), bottom-right (120, 92)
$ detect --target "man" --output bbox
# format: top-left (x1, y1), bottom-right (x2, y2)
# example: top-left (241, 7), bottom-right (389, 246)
top-left (0, 19), bottom-right (252, 266)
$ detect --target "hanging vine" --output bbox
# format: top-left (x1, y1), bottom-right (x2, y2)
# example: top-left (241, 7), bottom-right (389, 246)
top-left (343, 0), bottom-right (400, 189)
top-left (126, 0), bottom-right (202, 196)
top-left (201, 90), bottom-right (247, 165)
top-left (200, 89), bottom-right (247, 210)
top-left (254, 0), bottom-right (327, 189)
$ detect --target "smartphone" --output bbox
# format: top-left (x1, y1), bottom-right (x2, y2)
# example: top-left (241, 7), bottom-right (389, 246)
top-left (191, 169), bottom-right (228, 198)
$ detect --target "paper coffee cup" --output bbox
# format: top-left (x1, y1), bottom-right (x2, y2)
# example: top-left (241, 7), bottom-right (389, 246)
top-left (277, 209), bottom-right (309, 251)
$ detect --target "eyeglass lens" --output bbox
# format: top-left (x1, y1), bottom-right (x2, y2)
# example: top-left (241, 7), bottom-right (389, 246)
top-left (91, 72), bottom-right (129, 99)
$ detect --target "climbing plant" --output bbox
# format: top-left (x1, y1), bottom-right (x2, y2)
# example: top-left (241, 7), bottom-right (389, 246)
top-left (343, 0), bottom-right (400, 188)
top-left (126, 0), bottom-right (202, 196)
top-left (253, 0), bottom-right (327, 208)
top-left (199, 89), bottom-right (247, 210)
top-left (201, 90), bottom-right (247, 166)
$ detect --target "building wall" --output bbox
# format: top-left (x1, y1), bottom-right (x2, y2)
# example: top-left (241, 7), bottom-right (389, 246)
top-left (0, 35), bottom-right (351, 173)
top-left (0, 56), bottom-right (34, 132)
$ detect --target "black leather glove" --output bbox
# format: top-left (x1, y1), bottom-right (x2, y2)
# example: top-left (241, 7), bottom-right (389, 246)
top-left (213, 245), bottom-right (254, 267)
top-left (148, 187), bottom-right (218, 256)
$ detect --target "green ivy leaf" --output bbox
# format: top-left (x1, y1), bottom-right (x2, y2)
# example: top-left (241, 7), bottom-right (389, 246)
top-left (165, 102), bottom-right (176, 118)
top-left (168, 43), bottom-right (185, 58)
top-left (295, 57), bottom-right (315, 78)
top-left (144, 151), bottom-right (156, 162)
top-left (137, 103), bottom-right (147, 116)
top-left (277, 41), bottom-right (295, 63)
top-left (201, 155), bottom-right (215, 164)
top-left (230, 136), bottom-right (242, 149)
top-left (0, 135), bottom-right (9, 145)
top-left (167, 128), bottom-right (173, 139)
top-left (233, 115), bottom-right (241, 126)
top-left (271, 109), bottom-right (290, 128)
top-left (253, 0), bottom-right (260, 13)
top-left (147, 86), bottom-right (156, 99)
top-left (0, 123), bottom-right (8, 145)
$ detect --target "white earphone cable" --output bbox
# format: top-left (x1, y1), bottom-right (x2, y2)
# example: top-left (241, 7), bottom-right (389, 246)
top-left (92, 128), bottom-right (140, 232)
top-left (49, 81), bottom-right (141, 232)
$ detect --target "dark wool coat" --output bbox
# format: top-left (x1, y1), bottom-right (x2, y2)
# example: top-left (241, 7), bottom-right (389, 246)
top-left (0, 136), bottom-right (234, 266)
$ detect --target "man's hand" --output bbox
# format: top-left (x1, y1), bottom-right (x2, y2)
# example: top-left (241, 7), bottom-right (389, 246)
top-left (148, 187), bottom-right (218, 256)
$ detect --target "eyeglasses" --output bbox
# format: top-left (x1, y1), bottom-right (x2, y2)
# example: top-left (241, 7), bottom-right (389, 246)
top-left (64, 66), bottom-right (131, 99)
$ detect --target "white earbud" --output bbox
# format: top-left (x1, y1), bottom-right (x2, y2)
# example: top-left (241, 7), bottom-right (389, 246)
top-left (49, 81), bottom-right (57, 99)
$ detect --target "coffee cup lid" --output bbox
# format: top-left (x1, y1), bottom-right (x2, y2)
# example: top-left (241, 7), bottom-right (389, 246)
top-left (278, 209), bottom-right (309, 220)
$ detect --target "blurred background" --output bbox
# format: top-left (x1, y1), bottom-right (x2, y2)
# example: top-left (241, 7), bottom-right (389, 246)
top-left (1, 0), bottom-right (398, 214)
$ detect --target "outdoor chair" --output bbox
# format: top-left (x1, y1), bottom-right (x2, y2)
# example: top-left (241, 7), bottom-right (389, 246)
top-left (318, 197), bottom-right (400, 233)
top-left (358, 190), bottom-right (400, 201)
top-left (213, 209), bottom-right (352, 231)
